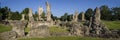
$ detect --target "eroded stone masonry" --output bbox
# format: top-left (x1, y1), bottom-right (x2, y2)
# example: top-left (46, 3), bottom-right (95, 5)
top-left (0, 1), bottom-right (120, 40)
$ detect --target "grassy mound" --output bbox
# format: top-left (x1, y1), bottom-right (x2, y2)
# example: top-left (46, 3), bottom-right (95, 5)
top-left (0, 24), bottom-right (12, 33)
top-left (49, 26), bottom-right (68, 33)
top-left (25, 27), bottom-right (30, 33)
top-left (102, 20), bottom-right (120, 29)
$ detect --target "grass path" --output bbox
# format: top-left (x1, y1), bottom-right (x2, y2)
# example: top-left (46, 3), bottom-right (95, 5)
top-left (0, 24), bottom-right (12, 33)
top-left (19, 36), bottom-right (105, 40)
top-left (102, 20), bottom-right (120, 29)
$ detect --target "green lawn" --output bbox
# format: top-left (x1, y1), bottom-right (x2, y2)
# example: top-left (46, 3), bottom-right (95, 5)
top-left (19, 36), bottom-right (106, 40)
top-left (25, 27), bottom-right (30, 33)
top-left (0, 24), bottom-right (12, 40)
top-left (0, 24), bottom-right (12, 33)
top-left (49, 25), bottom-right (68, 33)
top-left (0, 21), bottom-right (120, 40)
top-left (102, 20), bottom-right (120, 29)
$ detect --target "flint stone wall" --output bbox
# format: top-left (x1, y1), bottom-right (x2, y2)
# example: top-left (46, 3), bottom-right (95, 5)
top-left (0, 31), bottom-right (17, 40)
top-left (27, 22), bottom-right (50, 37)
top-left (9, 20), bottom-right (27, 37)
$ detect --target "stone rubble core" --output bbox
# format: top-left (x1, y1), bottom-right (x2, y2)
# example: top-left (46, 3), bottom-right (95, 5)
top-left (21, 14), bottom-right (25, 21)
top-left (38, 7), bottom-right (44, 21)
top-left (68, 22), bottom-right (83, 36)
top-left (9, 20), bottom-right (27, 37)
top-left (28, 8), bottom-right (34, 22)
top-left (46, 1), bottom-right (52, 22)
top-left (73, 10), bottom-right (78, 22)
top-left (84, 7), bottom-right (110, 37)
top-left (27, 24), bottom-right (50, 37)
top-left (81, 12), bottom-right (85, 21)
top-left (0, 31), bottom-right (17, 40)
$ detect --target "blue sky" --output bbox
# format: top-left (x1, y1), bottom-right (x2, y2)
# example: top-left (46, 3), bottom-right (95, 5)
top-left (0, 0), bottom-right (120, 17)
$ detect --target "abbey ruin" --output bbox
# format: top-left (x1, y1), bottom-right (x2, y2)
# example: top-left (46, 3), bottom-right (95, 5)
top-left (0, 1), bottom-right (120, 40)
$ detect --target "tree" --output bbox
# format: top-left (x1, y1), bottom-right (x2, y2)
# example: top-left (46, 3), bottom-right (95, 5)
top-left (100, 5), bottom-right (112, 20)
top-left (52, 16), bottom-right (58, 21)
top-left (0, 6), bottom-right (10, 20)
top-left (21, 8), bottom-right (29, 20)
top-left (60, 13), bottom-right (68, 21)
top-left (85, 8), bottom-right (93, 20)
top-left (78, 12), bottom-right (82, 20)
top-left (111, 7), bottom-right (120, 20)
top-left (51, 13), bottom-right (59, 21)
top-left (7, 8), bottom-right (12, 20)
top-left (33, 11), bottom-right (38, 21)
top-left (0, 12), bottom-right (2, 20)
top-left (67, 14), bottom-right (73, 21)
top-left (10, 11), bottom-right (21, 20)
top-left (51, 13), bottom-right (54, 21)
top-left (41, 11), bottom-right (46, 19)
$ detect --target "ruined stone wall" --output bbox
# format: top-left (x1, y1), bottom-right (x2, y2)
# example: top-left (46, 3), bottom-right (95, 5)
top-left (9, 20), bottom-right (27, 37)
top-left (46, 1), bottom-right (52, 22)
top-left (73, 10), bottom-right (78, 22)
top-left (38, 7), bottom-right (43, 21)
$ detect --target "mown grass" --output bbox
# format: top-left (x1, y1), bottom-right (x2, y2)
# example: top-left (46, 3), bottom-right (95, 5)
top-left (25, 27), bottom-right (30, 33)
top-left (19, 36), bottom-right (105, 40)
top-left (102, 20), bottom-right (120, 29)
top-left (0, 24), bottom-right (12, 33)
top-left (49, 25), bottom-right (68, 33)
top-left (0, 21), bottom-right (120, 40)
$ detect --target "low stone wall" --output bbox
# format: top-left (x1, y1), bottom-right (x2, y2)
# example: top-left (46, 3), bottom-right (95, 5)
top-left (27, 25), bottom-right (50, 37)
top-left (0, 31), bottom-right (17, 40)
top-left (9, 20), bottom-right (27, 37)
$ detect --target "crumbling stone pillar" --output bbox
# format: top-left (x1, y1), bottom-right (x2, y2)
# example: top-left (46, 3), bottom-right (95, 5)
top-left (81, 12), bottom-right (85, 21)
top-left (21, 14), bottom-right (25, 21)
top-left (28, 8), bottom-right (34, 21)
top-left (73, 10), bottom-right (78, 22)
top-left (46, 1), bottom-right (52, 22)
top-left (92, 7), bottom-right (101, 35)
top-left (27, 8), bottom-right (34, 28)
top-left (38, 7), bottom-right (43, 21)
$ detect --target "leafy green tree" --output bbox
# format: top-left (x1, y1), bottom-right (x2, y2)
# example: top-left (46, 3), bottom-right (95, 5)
top-left (10, 11), bottom-right (21, 20)
top-left (51, 13), bottom-right (59, 21)
top-left (0, 6), bottom-right (2, 20)
top-left (0, 7), bottom-right (10, 20)
top-left (78, 12), bottom-right (82, 20)
top-left (51, 13), bottom-right (54, 21)
top-left (60, 13), bottom-right (68, 21)
top-left (111, 7), bottom-right (120, 20)
top-left (21, 8), bottom-right (29, 20)
top-left (52, 16), bottom-right (58, 21)
top-left (0, 12), bottom-right (2, 20)
top-left (100, 5), bottom-right (112, 20)
top-left (67, 14), bottom-right (73, 21)
top-left (41, 11), bottom-right (46, 20)
top-left (33, 11), bottom-right (38, 21)
top-left (85, 8), bottom-right (93, 20)
top-left (7, 8), bottom-right (12, 20)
